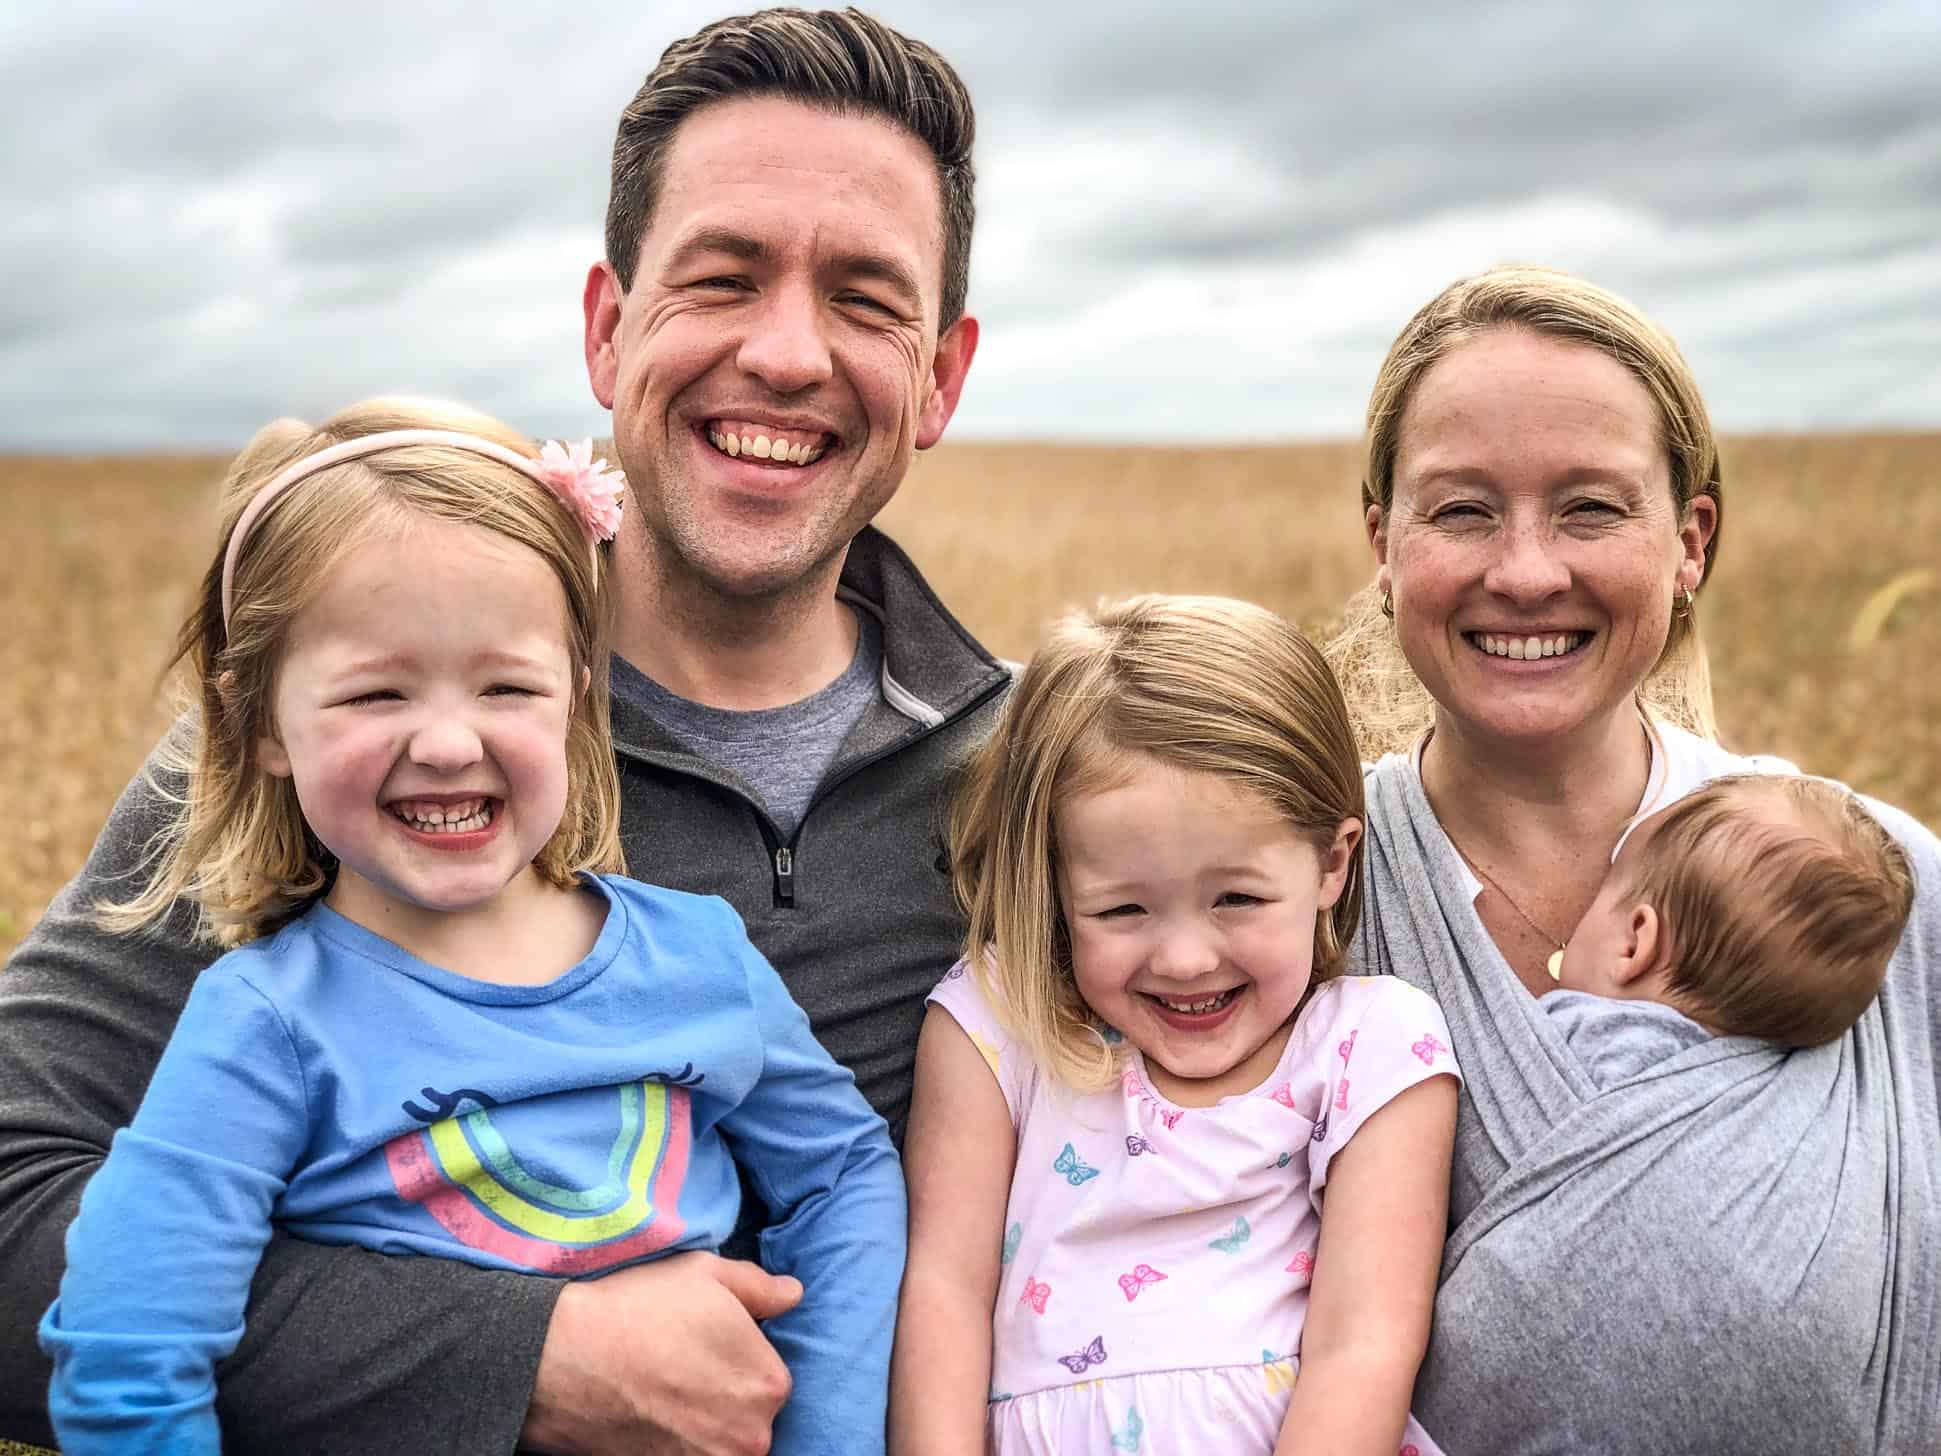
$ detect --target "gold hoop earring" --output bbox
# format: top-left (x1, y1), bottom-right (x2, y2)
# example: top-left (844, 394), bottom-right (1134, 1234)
top-left (1380, 589), bottom-right (1394, 620)
top-left (1675, 586), bottom-right (1695, 619)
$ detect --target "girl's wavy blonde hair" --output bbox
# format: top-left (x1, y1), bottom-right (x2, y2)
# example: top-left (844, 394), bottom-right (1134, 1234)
top-left (950, 594), bottom-right (1365, 1092)
top-left (102, 396), bottom-right (624, 948)
top-left (1328, 264), bottom-right (1724, 754)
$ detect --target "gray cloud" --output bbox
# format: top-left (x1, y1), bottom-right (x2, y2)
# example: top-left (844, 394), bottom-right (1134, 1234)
top-left (1, 0), bottom-right (1936, 447)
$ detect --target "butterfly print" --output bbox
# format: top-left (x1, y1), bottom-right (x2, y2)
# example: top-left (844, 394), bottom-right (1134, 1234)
top-left (1053, 1142), bottom-right (1101, 1186)
top-left (1338, 1029), bottom-right (1358, 1063)
top-left (1335, 1077), bottom-right (1350, 1112)
top-left (1311, 1109), bottom-right (1330, 1143)
top-left (1400, 1447), bottom-right (1421, 1456)
top-left (1057, 1335), bottom-right (1108, 1374)
top-left (1269, 1150), bottom-right (1292, 1170)
top-left (1110, 1406), bottom-right (1144, 1452)
top-left (1286, 1249), bottom-right (1315, 1280)
top-left (1269, 1081), bottom-right (1296, 1109)
top-left (1124, 1134), bottom-right (1156, 1156)
top-left (943, 963), bottom-right (966, 980)
top-left (1121, 1069), bottom-right (1142, 1097)
top-left (1000, 1221), bottom-right (1022, 1265)
top-left (1116, 1263), bottom-right (1168, 1301)
top-left (1154, 1106), bottom-right (1183, 1131)
top-left (1020, 1276), bottom-right (1051, 1314)
top-left (1209, 1216), bottom-right (1251, 1254)
top-left (1411, 1034), bottom-right (1450, 1066)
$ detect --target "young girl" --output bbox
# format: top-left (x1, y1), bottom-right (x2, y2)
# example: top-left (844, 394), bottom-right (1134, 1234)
top-left (38, 400), bottom-right (904, 1456)
top-left (891, 595), bottom-right (1460, 1456)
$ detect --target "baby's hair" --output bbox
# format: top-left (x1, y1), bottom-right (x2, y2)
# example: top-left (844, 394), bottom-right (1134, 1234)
top-left (950, 594), bottom-right (1365, 1091)
top-left (1624, 774), bottom-right (1913, 1046)
top-left (101, 397), bottom-right (625, 947)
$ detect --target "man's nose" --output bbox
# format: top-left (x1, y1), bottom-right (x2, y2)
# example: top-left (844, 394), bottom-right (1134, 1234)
top-left (735, 284), bottom-right (835, 395)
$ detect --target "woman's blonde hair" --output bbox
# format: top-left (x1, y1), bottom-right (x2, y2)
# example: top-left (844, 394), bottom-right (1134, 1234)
top-left (1328, 264), bottom-right (1724, 754)
top-left (950, 594), bottom-right (1365, 1092)
top-left (102, 397), bottom-right (624, 947)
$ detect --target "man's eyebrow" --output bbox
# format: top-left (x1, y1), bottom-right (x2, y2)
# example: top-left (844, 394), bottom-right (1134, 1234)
top-left (664, 228), bottom-right (768, 268)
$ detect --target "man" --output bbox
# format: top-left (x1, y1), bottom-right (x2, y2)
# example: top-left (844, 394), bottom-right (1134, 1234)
top-left (0, 9), bottom-right (1001, 1453)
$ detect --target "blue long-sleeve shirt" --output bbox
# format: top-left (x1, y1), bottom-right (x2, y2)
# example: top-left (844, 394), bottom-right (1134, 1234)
top-left (41, 874), bottom-right (906, 1455)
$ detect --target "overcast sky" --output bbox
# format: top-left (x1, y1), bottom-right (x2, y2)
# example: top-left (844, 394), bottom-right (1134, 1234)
top-left (5, 0), bottom-right (1938, 449)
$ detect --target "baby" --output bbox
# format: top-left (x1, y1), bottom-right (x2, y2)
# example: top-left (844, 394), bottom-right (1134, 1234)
top-left (1548, 773), bottom-right (1915, 1086)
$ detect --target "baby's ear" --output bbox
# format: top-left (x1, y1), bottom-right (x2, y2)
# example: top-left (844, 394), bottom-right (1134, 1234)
top-left (1610, 903), bottom-right (1664, 987)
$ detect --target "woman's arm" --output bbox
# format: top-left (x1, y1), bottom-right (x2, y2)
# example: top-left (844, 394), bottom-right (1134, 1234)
top-left (1276, 1074), bottom-right (1457, 1456)
top-left (889, 1005), bottom-right (1015, 1456)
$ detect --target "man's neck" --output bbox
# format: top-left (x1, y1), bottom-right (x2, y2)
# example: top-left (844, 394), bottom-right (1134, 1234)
top-left (609, 536), bottom-right (862, 711)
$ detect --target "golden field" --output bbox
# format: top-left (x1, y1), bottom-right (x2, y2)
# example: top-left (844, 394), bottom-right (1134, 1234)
top-left (2, 435), bottom-right (1937, 961)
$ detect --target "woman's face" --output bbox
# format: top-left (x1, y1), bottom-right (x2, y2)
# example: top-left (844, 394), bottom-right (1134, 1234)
top-left (1368, 328), bottom-right (1715, 748)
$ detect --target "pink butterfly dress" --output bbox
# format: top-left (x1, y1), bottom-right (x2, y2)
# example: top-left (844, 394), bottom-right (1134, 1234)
top-left (927, 966), bottom-right (1459, 1456)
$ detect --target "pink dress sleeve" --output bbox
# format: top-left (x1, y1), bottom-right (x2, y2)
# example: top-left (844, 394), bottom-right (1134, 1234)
top-left (925, 958), bottom-right (1040, 1125)
top-left (1305, 977), bottom-right (1461, 1194)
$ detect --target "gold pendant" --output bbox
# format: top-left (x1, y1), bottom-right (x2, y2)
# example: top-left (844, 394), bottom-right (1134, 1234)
top-left (1546, 948), bottom-right (1565, 982)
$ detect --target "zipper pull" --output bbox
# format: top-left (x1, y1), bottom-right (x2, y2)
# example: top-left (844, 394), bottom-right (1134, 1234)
top-left (773, 846), bottom-right (795, 907)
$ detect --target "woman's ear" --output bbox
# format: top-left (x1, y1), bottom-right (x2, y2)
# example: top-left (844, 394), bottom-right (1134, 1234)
top-left (580, 665), bottom-right (592, 699)
top-left (1316, 817), bottom-right (1364, 909)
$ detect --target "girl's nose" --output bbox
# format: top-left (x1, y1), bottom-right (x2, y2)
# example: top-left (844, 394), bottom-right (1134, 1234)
top-left (1149, 926), bottom-right (1222, 980)
top-left (407, 715), bottom-right (484, 771)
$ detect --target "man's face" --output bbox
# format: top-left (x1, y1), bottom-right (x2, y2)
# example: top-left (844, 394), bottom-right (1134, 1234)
top-left (584, 95), bottom-right (977, 602)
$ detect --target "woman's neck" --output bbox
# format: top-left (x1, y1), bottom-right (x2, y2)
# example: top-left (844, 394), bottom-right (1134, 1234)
top-left (1420, 706), bottom-right (1652, 860)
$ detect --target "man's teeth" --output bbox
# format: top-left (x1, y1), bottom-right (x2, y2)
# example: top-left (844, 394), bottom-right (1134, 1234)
top-left (706, 425), bottom-right (827, 465)
top-left (1473, 632), bottom-right (1587, 660)
top-left (1153, 989), bottom-right (1239, 1015)
top-left (393, 799), bottom-right (494, 833)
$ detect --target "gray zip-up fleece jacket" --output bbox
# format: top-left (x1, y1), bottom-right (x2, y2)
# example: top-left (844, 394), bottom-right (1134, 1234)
top-left (0, 526), bottom-right (1010, 1453)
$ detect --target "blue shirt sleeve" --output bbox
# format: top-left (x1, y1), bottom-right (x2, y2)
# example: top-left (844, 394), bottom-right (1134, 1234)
top-left (715, 909), bottom-right (907, 1456)
top-left (40, 962), bottom-right (312, 1455)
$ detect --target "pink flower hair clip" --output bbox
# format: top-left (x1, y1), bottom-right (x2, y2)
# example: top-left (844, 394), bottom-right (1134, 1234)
top-left (534, 439), bottom-right (626, 543)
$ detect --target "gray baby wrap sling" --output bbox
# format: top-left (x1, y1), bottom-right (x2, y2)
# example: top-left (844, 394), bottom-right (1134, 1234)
top-left (1353, 755), bottom-right (1941, 1455)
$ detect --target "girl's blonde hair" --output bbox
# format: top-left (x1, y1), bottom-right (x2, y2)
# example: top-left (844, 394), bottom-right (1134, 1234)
top-left (103, 397), bottom-right (625, 947)
top-left (951, 594), bottom-right (1365, 1091)
top-left (1328, 264), bottom-right (1723, 755)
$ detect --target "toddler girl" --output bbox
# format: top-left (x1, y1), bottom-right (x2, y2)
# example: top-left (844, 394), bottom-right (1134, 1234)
top-left (39, 400), bottom-right (903, 1455)
top-left (890, 595), bottom-right (1460, 1456)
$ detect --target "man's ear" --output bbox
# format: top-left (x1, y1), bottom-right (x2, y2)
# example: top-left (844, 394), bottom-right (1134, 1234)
top-left (916, 314), bottom-right (979, 450)
top-left (1315, 817), bottom-right (1364, 910)
top-left (583, 261), bottom-right (623, 410)
top-left (1610, 903), bottom-right (1664, 987)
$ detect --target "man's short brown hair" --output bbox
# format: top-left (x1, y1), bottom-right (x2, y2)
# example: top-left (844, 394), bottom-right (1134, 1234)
top-left (605, 6), bottom-right (976, 328)
top-left (1626, 774), bottom-right (1914, 1046)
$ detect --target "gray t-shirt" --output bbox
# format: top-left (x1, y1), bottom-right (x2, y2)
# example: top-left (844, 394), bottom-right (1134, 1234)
top-left (609, 611), bottom-right (884, 839)
top-left (1540, 987), bottom-right (1714, 1090)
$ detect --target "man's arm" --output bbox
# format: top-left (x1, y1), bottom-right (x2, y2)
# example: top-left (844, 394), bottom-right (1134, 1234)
top-left (0, 749), bottom-right (558, 1452)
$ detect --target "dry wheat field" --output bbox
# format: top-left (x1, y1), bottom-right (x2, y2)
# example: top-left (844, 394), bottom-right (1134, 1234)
top-left (1, 435), bottom-right (1936, 962)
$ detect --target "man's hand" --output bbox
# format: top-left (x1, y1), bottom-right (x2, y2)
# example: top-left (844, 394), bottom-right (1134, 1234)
top-left (520, 1252), bottom-right (803, 1455)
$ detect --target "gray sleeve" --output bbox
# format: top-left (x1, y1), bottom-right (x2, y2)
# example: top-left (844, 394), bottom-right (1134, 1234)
top-left (0, 743), bottom-right (562, 1453)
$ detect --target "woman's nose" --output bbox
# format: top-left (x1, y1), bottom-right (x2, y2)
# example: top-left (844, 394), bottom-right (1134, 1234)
top-left (1483, 521), bottom-right (1571, 603)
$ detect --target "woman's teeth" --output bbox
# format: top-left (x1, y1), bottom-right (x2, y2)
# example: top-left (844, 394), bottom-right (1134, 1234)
top-left (1471, 631), bottom-right (1587, 660)
top-left (1151, 988), bottom-right (1240, 1015)
top-left (392, 800), bottom-right (494, 833)
top-left (707, 426), bottom-right (827, 465)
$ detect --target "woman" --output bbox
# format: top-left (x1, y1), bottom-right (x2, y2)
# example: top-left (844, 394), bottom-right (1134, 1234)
top-left (1331, 266), bottom-right (1938, 1453)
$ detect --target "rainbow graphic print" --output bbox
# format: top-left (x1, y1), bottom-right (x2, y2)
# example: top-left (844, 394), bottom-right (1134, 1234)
top-left (384, 1079), bottom-right (693, 1273)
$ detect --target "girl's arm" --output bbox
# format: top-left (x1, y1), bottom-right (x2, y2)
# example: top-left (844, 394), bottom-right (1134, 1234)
top-left (889, 1004), bottom-right (1016, 1456)
top-left (39, 966), bottom-right (312, 1456)
top-left (1276, 1074), bottom-right (1457, 1456)
top-left (715, 919), bottom-right (909, 1456)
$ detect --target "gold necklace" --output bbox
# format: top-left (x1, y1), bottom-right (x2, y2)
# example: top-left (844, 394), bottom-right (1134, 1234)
top-left (1440, 826), bottom-right (1569, 982)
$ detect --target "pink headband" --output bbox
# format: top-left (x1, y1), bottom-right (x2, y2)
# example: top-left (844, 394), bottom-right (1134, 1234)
top-left (219, 429), bottom-right (625, 630)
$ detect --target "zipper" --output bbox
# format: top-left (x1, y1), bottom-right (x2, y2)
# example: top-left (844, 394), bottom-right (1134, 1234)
top-left (773, 846), bottom-right (795, 907)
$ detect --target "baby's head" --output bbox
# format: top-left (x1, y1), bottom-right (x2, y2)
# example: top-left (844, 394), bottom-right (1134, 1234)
top-left (950, 594), bottom-right (1365, 1094)
top-left (108, 398), bottom-right (627, 945)
top-left (1557, 774), bottom-right (1914, 1046)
